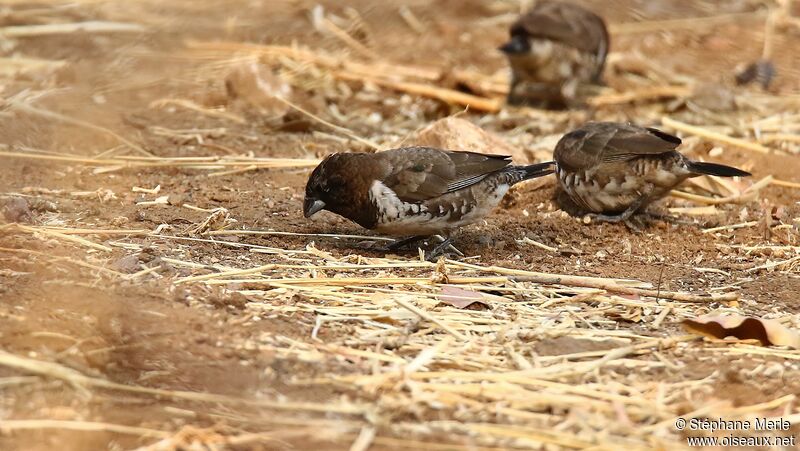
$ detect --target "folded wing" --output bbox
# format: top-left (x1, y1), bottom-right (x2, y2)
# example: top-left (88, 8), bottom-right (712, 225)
top-left (380, 147), bottom-right (512, 202)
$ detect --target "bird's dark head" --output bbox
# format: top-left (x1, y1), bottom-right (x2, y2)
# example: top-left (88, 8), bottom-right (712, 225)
top-left (303, 153), bottom-right (355, 219)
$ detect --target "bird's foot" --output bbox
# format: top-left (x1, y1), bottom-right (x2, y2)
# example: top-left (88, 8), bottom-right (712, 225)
top-left (426, 236), bottom-right (464, 262)
top-left (387, 235), bottom-right (463, 261)
top-left (586, 213), bottom-right (645, 232)
top-left (643, 211), bottom-right (696, 226)
top-left (587, 212), bottom-right (626, 223)
top-left (623, 217), bottom-right (645, 233)
top-left (387, 235), bottom-right (427, 251)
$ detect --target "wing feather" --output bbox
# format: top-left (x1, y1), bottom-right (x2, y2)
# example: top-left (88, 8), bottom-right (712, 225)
top-left (379, 147), bottom-right (511, 202)
top-left (554, 122), bottom-right (682, 171)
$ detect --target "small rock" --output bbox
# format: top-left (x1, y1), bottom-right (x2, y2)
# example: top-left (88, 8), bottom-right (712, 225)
top-left (3, 197), bottom-right (32, 223)
top-left (225, 60), bottom-right (292, 117)
top-left (113, 254), bottom-right (140, 273)
top-left (166, 195), bottom-right (187, 206)
top-left (689, 83), bottom-right (737, 112)
top-left (28, 198), bottom-right (58, 213)
top-left (110, 216), bottom-right (129, 227)
top-left (409, 117), bottom-right (534, 163)
top-left (139, 247), bottom-right (158, 263)
top-left (559, 246), bottom-right (582, 256)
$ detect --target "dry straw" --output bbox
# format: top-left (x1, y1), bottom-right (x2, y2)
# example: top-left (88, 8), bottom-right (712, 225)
top-left (2, 3), bottom-right (800, 449)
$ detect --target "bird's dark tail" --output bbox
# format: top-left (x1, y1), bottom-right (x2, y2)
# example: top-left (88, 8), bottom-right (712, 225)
top-left (687, 161), bottom-right (751, 177)
top-left (505, 161), bottom-right (556, 185)
top-left (522, 161), bottom-right (556, 179)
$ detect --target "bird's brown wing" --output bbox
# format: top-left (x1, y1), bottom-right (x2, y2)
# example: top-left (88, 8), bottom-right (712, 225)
top-left (513, 1), bottom-right (608, 56)
top-left (601, 124), bottom-right (682, 161)
top-left (556, 122), bottom-right (681, 170)
top-left (380, 147), bottom-right (511, 202)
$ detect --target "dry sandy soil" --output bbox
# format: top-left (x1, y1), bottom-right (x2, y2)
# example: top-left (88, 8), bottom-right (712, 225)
top-left (2, 0), bottom-right (800, 450)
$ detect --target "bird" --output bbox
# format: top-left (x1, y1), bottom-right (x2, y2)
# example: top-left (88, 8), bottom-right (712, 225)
top-left (735, 59), bottom-right (776, 90)
top-left (499, 1), bottom-right (609, 109)
top-left (553, 122), bottom-right (751, 224)
top-left (303, 146), bottom-right (554, 256)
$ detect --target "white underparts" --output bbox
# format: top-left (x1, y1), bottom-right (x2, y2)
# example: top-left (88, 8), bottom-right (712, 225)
top-left (367, 180), bottom-right (510, 236)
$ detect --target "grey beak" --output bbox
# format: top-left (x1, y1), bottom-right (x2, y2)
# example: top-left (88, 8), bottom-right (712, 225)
top-left (498, 35), bottom-right (529, 54)
top-left (303, 199), bottom-right (326, 218)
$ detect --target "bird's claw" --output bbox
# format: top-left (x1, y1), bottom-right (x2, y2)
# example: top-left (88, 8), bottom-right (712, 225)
top-left (587, 212), bottom-right (644, 232)
top-left (387, 235), bottom-right (426, 251)
top-left (643, 211), bottom-right (696, 226)
top-left (387, 235), bottom-right (463, 261)
top-left (425, 236), bottom-right (463, 262)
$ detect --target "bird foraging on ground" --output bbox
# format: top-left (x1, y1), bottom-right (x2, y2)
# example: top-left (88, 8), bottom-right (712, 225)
top-left (553, 122), bottom-right (751, 226)
top-left (499, 1), bottom-right (608, 109)
top-left (735, 59), bottom-right (776, 90)
top-left (303, 146), bottom-right (554, 257)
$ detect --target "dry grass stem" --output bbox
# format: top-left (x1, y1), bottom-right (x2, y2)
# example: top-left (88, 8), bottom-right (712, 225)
top-left (0, 21), bottom-right (147, 38)
top-left (149, 98), bottom-right (246, 124)
top-left (2, 3), bottom-right (798, 449)
top-left (661, 117), bottom-right (774, 154)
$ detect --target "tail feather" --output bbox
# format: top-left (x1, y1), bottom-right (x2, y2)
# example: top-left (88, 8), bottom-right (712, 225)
top-left (687, 161), bottom-right (751, 178)
top-left (522, 161), bottom-right (556, 179)
top-left (506, 161), bottom-right (555, 185)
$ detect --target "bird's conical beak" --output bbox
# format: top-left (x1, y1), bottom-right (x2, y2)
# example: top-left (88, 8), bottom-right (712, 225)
top-left (498, 36), bottom-right (527, 54)
top-left (303, 198), bottom-right (326, 218)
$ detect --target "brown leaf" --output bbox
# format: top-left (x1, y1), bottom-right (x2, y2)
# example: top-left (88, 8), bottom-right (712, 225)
top-left (437, 285), bottom-right (489, 310)
top-left (682, 314), bottom-right (800, 349)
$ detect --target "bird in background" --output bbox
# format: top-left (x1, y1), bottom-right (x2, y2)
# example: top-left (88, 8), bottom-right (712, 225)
top-left (499, 0), bottom-right (609, 109)
top-left (304, 146), bottom-right (555, 258)
top-left (553, 122), bottom-right (751, 226)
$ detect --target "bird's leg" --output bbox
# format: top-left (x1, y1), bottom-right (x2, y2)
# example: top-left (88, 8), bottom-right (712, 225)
top-left (432, 235), bottom-right (464, 258)
top-left (642, 210), bottom-right (696, 226)
top-left (426, 237), bottom-right (452, 261)
top-left (588, 202), bottom-right (640, 223)
top-left (426, 236), bottom-right (465, 262)
top-left (588, 195), bottom-right (648, 231)
top-left (387, 235), bottom-right (464, 260)
top-left (387, 235), bottom-right (428, 251)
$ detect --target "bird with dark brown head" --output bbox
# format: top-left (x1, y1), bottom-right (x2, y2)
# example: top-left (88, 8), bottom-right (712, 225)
top-left (499, 1), bottom-right (608, 109)
top-left (304, 146), bottom-right (554, 256)
top-left (553, 122), bottom-right (751, 225)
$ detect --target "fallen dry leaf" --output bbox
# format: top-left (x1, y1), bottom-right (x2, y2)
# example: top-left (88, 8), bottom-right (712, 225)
top-left (185, 207), bottom-right (236, 236)
top-left (682, 314), bottom-right (800, 349)
top-left (438, 285), bottom-right (489, 310)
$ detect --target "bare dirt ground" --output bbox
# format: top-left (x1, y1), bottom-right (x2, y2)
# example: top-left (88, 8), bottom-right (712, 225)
top-left (2, 0), bottom-right (800, 450)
